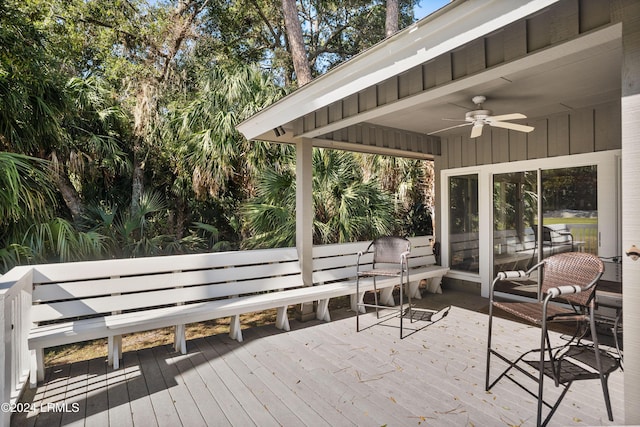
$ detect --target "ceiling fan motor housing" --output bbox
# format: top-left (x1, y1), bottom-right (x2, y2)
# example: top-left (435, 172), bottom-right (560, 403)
top-left (465, 109), bottom-right (492, 122)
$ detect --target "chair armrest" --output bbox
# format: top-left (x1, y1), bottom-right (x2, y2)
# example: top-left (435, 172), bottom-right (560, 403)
top-left (547, 285), bottom-right (583, 298)
top-left (496, 270), bottom-right (529, 281)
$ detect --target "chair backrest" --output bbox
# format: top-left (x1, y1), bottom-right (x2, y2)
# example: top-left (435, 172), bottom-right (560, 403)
top-left (531, 224), bottom-right (553, 245)
top-left (541, 252), bottom-right (604, 306)
top-left (371, 236), bottom-right (411, 264)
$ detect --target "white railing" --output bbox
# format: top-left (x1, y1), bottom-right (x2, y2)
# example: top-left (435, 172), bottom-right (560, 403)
top-left (0, 266), bottom-right (33, 427)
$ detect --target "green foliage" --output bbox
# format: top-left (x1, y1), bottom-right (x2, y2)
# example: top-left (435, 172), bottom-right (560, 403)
top-left (0, 0), bottom-right (67, 153)
top-left (242, 148), bottom-right (397, 248)
top-left (201, 0), bottom-right (417, 85)
top-left (0, 0), bottom-right (435, 274)
top-left (0, 153), bottom-right (57, 225)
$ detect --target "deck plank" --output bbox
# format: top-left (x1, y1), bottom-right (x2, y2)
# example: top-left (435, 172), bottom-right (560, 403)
top-left (243, 326), bottom-right (357, 426)
top-left (137, 347), bottom-right (181, 427)
top-left (60, 360), bottom-right (88, 426)
top-left (14, 298), bottom-right (624, 427)
top-left (195, 335), bottom-right (281, 427)
top-left (122, 351), bottom-right (157, 427)
top-left (189, 337), bottom-right (257, 426)
top-left (152, 345), bottom-right (208, 427)
top-left (83, 357), bottom-right (109, 427)
top-left (211, 336), bottom-right (312, 426)
top-left (167, 344), bottom-right (229, 426)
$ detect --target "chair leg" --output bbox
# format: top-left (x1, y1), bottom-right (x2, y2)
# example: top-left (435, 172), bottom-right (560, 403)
top-left (485, 303), bottom-right (494, 391)
top-left (589, 314), bottom-right (614, 421)
top-left (356, 275), bottom-right (360, 332)
top-left (399, 275), bottom-right (403, 338)
top-left (373, 277), bottom-right (379, 319)
top-left (537, 321), bottom-right (547, 427)
top-left (407, 273), bottom-right (413, 323)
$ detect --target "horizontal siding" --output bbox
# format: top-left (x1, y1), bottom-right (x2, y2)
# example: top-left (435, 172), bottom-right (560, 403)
top-left (319, 123), bottom-right (441, 156)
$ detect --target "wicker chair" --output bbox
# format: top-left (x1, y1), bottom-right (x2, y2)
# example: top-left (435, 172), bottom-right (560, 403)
top-left (485, 252), bottom-right (618, 427)
top-left (356, 236), bottom-right (412, 337)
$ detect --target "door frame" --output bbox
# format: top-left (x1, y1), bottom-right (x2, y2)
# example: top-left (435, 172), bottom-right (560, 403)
top-left (440, 150), bottom-right (621, 297)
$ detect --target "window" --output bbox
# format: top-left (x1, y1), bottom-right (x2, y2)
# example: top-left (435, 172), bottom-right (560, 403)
top-left (449, 174), bottom-right (479, 273)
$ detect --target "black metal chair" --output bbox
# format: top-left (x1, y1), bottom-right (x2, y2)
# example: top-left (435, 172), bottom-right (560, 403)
top-left (486, 252), bottom-right (618, 427)
top-left (356, 236), bottom-right (411, 337)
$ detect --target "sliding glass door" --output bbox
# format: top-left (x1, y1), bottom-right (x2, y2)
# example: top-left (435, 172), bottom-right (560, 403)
top-left (492, 166), bottom-right (598, 277)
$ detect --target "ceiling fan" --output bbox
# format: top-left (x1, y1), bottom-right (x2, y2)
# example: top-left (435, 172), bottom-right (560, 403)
top-left (428, 96), bottom-right (535, 138)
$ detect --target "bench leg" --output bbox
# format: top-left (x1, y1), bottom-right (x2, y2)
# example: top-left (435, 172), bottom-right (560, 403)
top-left (431, 276), bottom-right (443, 293)
top-left (229, 315), bottom-right (243, 342)
top-left (410, 280), bottom-right (422, 300)
top-left (316, 299), bottom-right (331, 322)
top-left (174, 324), bottom-right (187, 354)
top-left (29, 348), bottom-right (44, 388)
top-left (108, 335), bottom-right (122, 369)
top-left (380, 287), bottom-right (395, 306)
top-left (351, 293), bottom-right (366, 313)
top-left (276, 306), bottom-right (291, 331)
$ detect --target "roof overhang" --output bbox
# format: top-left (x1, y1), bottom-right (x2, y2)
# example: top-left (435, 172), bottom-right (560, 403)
top-left (237, 0), bottom-right (561, 144)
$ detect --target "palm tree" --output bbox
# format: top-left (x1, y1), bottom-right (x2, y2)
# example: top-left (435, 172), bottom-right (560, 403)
top-left (241, 148), bottom-right (396, 248)
top-left (0, 152), bottom-right (59, 271)
top-left (161, 64), bottom-right (287, 243)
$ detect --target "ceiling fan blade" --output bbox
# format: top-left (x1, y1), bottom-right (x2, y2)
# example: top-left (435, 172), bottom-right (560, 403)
top-left (427, 123), bottom-right (471, 135)
top-left (487, 113), bottom-right (527, 122)
top-left (489, 121), bottom-right (535, 133)
top-left (470, 123), bottom-right (483, 138)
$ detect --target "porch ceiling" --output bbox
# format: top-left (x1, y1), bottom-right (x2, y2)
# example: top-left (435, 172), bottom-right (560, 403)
top-left (366, 34), bottom-right (621, 137)
top-left (238, 9), bottom-right (622, 157)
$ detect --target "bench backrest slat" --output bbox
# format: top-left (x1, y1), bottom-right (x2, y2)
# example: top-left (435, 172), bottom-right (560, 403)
top-left (31, 247), bottom-right (299, 284)
top-left (31, 247), bottom-right (302, 324)
top-left (33, 260), bottom-right (301, 303)
top-left (31, 273), bottom-right (304, 323)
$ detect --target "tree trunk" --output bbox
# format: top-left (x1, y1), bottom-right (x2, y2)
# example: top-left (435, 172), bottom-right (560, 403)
top-left (281, 0), bottom-right (312, 87)
top-left (130, 82), bottom-right (155, 216)
top-left (385, 0), bottom-right (399, 37)
top-left (52, 167), bottom-right (84, 224)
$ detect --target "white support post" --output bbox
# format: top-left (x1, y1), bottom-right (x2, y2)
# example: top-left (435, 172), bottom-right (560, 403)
top-left (621, 1), bottom-right (640, 422)
top-left (351, 293), bottom-right (366, 313)
top-left (296, 138), bottom-right (315, 321)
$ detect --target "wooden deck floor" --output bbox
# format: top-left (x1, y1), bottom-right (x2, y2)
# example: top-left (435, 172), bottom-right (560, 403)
top-left (13, 293), bottom-right (624, 426)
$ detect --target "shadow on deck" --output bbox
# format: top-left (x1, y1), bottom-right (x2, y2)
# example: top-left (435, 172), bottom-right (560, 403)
top-left (13, 288), bottom-right (623, 427)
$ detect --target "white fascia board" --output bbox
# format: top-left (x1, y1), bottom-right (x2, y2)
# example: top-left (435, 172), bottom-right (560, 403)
top-left (237, 0), bottom-right (560, 141)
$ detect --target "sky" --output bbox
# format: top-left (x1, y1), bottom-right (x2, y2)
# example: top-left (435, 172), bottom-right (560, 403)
top-left (414, 0), bottom-right (451, 20)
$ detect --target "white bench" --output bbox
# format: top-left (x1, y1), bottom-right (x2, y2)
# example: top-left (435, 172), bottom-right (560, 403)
top-left (27, 236), bottom-right (448, 388)
top-left (312, 236), bottom-right (449, 319)
top-left (28, 247), bottom-right (308, 386)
